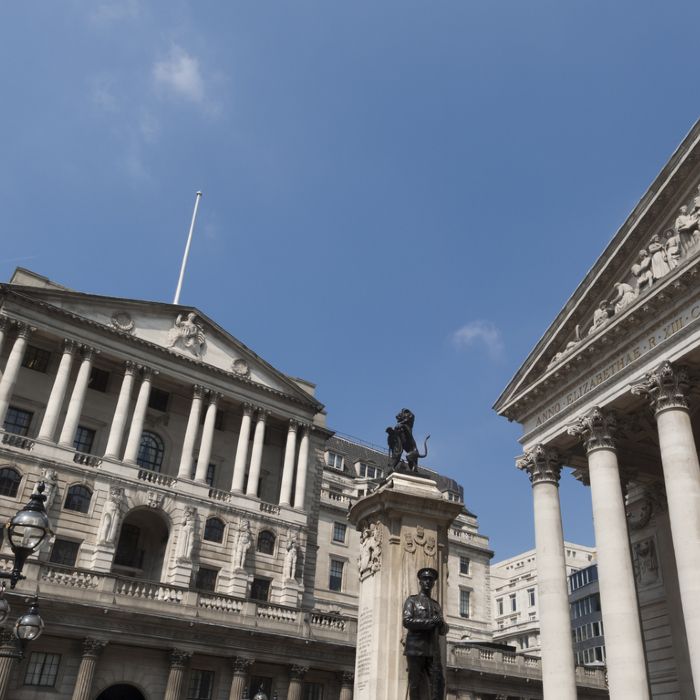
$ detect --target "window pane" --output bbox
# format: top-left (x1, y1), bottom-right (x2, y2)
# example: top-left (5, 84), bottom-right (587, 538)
top-left (205, 463), bottom-right (216, 488)
top-left (0, 468), bottom-right (21, 497)
top-left (89, 367), bottom-right (110, 392)
top-left (4, 406), bottom-right (33, 436)
top-left (137, 431), bottom-right (164, 472)
top-left (195, 567), bottom-right (218, 592)
top-left (329, 560), bottom-right (344, 591)
top-left (73, 426), bottom-right (96, 454)
top-left (64, 485), bottom-right (92, 513)
top-left (460, 590), bottom-right (470, 618)
top-left (187, 669), bottom-right (214, 700)
top-left (257, 531), bottom-right (275, 555)
top-left (250, 578), bottom-right (271, 601)
top-left (49, 539), bottom-right (80, 567)
top-left (148, 388), bottom-right (170, 412)
top-left (22, 346), bottom-right (50, 373)
top-left (303, 682), bottom-right (324, 700)
top-left (332, 522), bottom-right (346, 543)
top-left (24, 652), bottom-right (60, 687)
top-left (203, 518), bottom-right (224, 543)
top-left (459, 556), bottom-right (470, 575)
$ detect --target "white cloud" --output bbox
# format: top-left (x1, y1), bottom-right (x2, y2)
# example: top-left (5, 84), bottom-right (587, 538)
top-left (452, 320), bottom-right (504, 359)
top-left (153, 46), bottom-right (205, 104)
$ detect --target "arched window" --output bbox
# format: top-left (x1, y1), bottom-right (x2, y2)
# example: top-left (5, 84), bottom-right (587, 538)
top-left (137, 432), bottom-right (164, 472)
top-left (64, 485), bottom-right (92, 513)
top-left (0, 468), bottom-right (21, 497)
top-left (257, 530), bottom-right (276, 555)
top-left (203, 517), bottom-right (224, 543)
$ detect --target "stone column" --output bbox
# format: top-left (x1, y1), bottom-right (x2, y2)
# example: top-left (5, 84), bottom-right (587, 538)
top-left (339, 671), bottom-right (354, 700)
top-left (246, 410), bottom-right (268, 497)
top-left (0, 323), bottom-right (33, 425)
top-left (104, 361), bottom-right (136, 460)
top-left (164, 649), bottom-right (191, 700)
top-left (228, 657), bottom-right (254, 700)
top-left (37, 339), bottom-right (77, 442)
top-left (231, 404), bottom-right (253, 493)
top-left (195, 391), bottom-right (221, 482)
top-left (293, 425), bottom-right (311, 510)
top-left (567, 407), bottom-right (650, 699)
top-left (0, 632), bottom-right (21, 700)
top-left (287, 665), bottom-right (308, 700)
top-left (517, 446), bottom-right (576, 700)
top-left (178, 385), bottom-right (205, 478)
top-left (58, 345), bottom-right (97, 447)
top-left (632, 361), bottom-right (700, 688)
top-left (279, 420), bottom-right (298, 506)
top-left (0, 317), bottom-right (8, 377)
top-left (71, 638), bottom-right (107, 700)
top-left (123, 366), bottom-right (155, 464)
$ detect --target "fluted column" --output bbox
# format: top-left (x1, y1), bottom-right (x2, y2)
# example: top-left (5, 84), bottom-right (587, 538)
top-left (632, 361), bottom-right (700, 688)
top-left (104, 361), bottom-right (136, 460)
top-left (178, 385), bottom-right (205, 478)
top-left (293, 425), bottom-right (311, 510)
top-left (71, 638), bottom-right (107, 700)
top-left (0, 631), bottom-right (21, 700)
top-left (246, 410), bottom-right (268, 497)
top-left (287, 665), bottom-right (308, 700)
top-left (279, 420), bottom-right (298, 506)
top-left (38, 339), bottom-right (77, 442)
top-left (567, 407), bottom-right (650, 699)
top-left (339, 671), bottom-right (354, 700)
top-left (0, 323), bottom-right (33, 425)
top-left (231, 404), bottom-right (253, 493)
top-left (123, 366), bottom-right (155, 464)
top-left (195, 391), bottom-right (221, 482)
top-left (0, 317), bottom-right (9, 381)
top-left (228, 657), bottom-right (254, 700)
top-left (58, 345), bottom-right (97, 447)
top-left (517, 446), bottom-right (576, 700)
top-left (164, 649), bottom-right (191, 700)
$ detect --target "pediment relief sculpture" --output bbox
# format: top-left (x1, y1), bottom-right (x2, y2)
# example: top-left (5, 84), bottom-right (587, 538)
top-left (548, 185), bottom-right (700, 369)
top-left (167, 312), bottom-right (206, 359)
top-left (110, 311), bottom-right (135, 333)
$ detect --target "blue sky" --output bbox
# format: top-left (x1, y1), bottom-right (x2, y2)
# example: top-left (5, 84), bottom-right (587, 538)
top-left (2, 1), bottom-right (700, 560)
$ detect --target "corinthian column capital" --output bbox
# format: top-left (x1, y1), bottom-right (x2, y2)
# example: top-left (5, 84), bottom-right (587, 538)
top-left (169, 649), bottom-right (191, 668)
top-left (631, 361), bottom-right (690, 413)
top-left (290, 665), bottom-right (308, 680)
top-left (516, 444), bottom-right (563, 485)
top-left (232, 656), bottom-right (254, 675)
top-left (82, 638), bottom-right (107, 659)
top-left (567, 406), bottom-right (617, 452)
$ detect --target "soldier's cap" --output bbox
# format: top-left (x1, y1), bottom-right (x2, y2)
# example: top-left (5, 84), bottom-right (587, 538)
top-left (417, 567), bottom-right (439, 581)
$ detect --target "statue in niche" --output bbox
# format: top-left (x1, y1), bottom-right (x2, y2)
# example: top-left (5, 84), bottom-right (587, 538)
top-left (284, 537), bottom-right (298, 580)
top-left (403, 567), bottom-right (447, 700)
top-left (633, 538), bottom-right (659, 587)
top-left (233, 520), bottom-right (253, 570)
top-left (664, 228), bottom-right (682, 270)
top-left (612, 282), bottom-right (637, 314)
top-left (648, 233), bottom-right (671, 280)
top-left (98, 487), bottom-right (125, 546)
top-left (631, 249), bottom-right (653, 292)
top-left (175, 507), bottom-right (196, 563)
top-left (358, 522), bottom-right (382, 580)
top-left (387, 409), bottom-right (430, 472)
top-left (167, 312), bottom-right (206, 358)
top-left (587, 301), bottom-right (613, 336)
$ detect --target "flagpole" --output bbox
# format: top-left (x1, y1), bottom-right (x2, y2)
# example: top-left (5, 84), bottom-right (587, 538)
top-left (173, 191), bottom-right (203, 305)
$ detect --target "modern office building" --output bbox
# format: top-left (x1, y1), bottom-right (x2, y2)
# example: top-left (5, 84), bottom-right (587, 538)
top-left (569, 564), bottom-right (605, 668)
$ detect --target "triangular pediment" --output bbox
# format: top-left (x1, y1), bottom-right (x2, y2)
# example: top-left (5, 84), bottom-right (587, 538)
top-left (3, 282), bottom-right (322, 410)
top-left (495, 118), bottom-right (700, 418)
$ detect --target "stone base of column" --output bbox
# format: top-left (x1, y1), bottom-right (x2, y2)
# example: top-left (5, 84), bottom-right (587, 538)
top-left (226, 570), bottom-right (251, 598)
top-left (277, 580), bottom-right (301, 607)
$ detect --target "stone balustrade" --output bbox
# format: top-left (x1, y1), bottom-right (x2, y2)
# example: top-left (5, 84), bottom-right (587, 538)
top-left (137, 469), bottom-right (176, 487)
top-left (320, 488), bottom-right (352, 508)
top-left (0, 429), bottom-right (34, 451)
top-left (73, 452), bottom-right (102, 468)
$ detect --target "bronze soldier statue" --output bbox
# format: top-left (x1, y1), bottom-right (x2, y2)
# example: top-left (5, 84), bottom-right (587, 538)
top-left (403, 567), bottom-right (446, 699)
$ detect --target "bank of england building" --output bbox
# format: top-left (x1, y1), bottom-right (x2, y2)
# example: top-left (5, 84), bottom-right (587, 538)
top-left (495, 119), bottom-right (700, 698)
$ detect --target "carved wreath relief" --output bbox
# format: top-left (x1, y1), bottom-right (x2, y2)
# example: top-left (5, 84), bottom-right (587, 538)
top-left (358, 521), bottom-right (382, 581)
top-left (549, 185), bottom-right (700, 368)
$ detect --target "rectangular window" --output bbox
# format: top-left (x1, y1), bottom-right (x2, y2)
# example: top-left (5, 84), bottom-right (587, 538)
top-left (509, 593), bottom-right (517, 612)
top-left (303, 682), bottom-right (324, 700)
top-left (4, 406), bottom-right (33, 436)
top-left (326, 452), bottom-right (344, 470)
top-left (24, 652), bottom-right (61, 687)
top-left (332, 522), bottom-right (347, 544)
top-left (148, 388), bottom-right (170, 412)
top-left (73, 425), bottom-right (96, 454)
top-left (205, 463), bottom-right (216, 488)
top-left (250, 577), bottom-right (271, 602)
top-left (527, 587), bottom-right (536, 607)
top-left (459, 590), bottom-right (470, 618)
top-left (22, 345), bottom-right (50, 373)
top-left (187, 669), bottom-right (214, 700)
top-left (89, 367), bottom-right (110, 392)
top-left (459, 556), bottom-right (470, 575)
top-left (49, 539), bottom-right (80, 567)
top-left (497, 598), bottom-right (503, 616)
top-left (195, 567), bottom-right (218, 592)
top-left (520, 635), bottom-right (530, 649)
top-left (329, 559), bottom-right (344, 592)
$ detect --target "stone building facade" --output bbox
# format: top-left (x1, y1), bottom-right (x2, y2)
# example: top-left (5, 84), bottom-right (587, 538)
top-left (0, 269), bottom-right (606, 699)
top-left (495, 118), bottom-right (700, 698)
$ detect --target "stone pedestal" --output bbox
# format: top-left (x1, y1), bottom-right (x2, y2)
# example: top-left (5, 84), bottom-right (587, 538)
top-left (227, 569), bottom-right (251, 598)
top-left (277, 580), bottom-right (302, 607)
top-left (347, 472), bottom-right (463, 700)
top-left (89, 544), bottom-right (116, 573)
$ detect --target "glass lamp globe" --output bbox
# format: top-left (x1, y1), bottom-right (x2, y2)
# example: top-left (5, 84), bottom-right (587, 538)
top-left (7, 486), bottom-right (51, 554)
top-left (14, 597), bottom-right (44, 642)
top-left (253, 687), bottom-right (268, 700)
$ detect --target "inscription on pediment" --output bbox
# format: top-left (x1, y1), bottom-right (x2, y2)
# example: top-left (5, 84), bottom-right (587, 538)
top-left (549, 185), bottom-right (700, 369)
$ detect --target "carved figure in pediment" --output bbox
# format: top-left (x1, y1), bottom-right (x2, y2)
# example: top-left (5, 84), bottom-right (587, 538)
top-left (631, 249), bottom-right (653, 292)
top-left (674, 205), bottom-right (699, 257)
top-left (284, 536), bottom-right (298, 580)
top-left (612, 282), bottom-right (637, 314)
top-left (98, 487), bottom-right (125, 545)
top-left (167, 312), bottom-right (206, 358)
top-left (664, 229), bottom-right (682, 270)
top-left (588, 301), bottom-right (613, 336)
top-left (648, 234), bottom-right (671, 280)
top-left (233, 520), bottom-right (252, 570)
top-left (175, 506), bottom-right (196, 563)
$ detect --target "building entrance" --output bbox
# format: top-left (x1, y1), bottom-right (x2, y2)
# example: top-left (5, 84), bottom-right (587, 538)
top-left (96, 684), bottom-right (146, 700)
